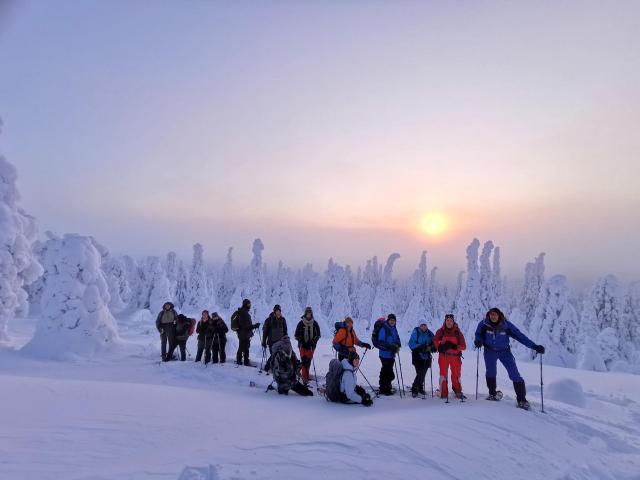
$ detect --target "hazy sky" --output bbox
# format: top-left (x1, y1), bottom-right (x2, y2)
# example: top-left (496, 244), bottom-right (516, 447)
top-left (0, 0), bottom-right (638, 285)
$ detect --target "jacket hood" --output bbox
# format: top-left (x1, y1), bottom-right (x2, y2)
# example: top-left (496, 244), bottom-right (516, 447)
top-left (485, 308), bottom-right (506, 324)
top-left (163, 302), bottom-right (175, 310)
top-left (441, 318), bottom-right (460, 332)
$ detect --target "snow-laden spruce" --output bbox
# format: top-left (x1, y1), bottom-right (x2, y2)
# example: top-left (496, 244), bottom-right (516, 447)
top-left (187, 243), bottom-right (210, 313)
top-left (455, 238), bottom-right (483, 337)
top-left (23, 233), bottom-right (119, 358)
top-left (0, 142), bottom-right (43, 343)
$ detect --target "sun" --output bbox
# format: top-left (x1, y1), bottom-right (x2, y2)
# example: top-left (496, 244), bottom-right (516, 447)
top-left (419, 212), bottom-right (449, 237)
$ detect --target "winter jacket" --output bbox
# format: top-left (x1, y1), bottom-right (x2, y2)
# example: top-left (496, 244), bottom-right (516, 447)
top-left (175, 315), bottom-right (192, 342)
top-left (377, 321), bottom-right (401, 359)
top-left (434, 320), bottom-right (466, 356)
top-left (232, 307), bottom-right (254, 340)
top-left (475, 312), bottom-right (536, 352)
top-left (408, 327), bottom-right (435, 361)
top-left (339, 358), bottom-right (361, 403)
top-left (262, 313), bottom-right (288, 347)
top-left (294, 318), bottom-right (321, 349)
top-left (211, 317), bottom-right (228, 341)
top-left (333, 327), bottom-right (363, 353)
top-left (196, 319), bottom-right (214, 341)
top-left (155, 305), bottom-right (178, 332)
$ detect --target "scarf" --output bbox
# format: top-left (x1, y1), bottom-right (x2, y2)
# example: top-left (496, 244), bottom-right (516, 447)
top-left (302, 317), bottom-right (314, 343)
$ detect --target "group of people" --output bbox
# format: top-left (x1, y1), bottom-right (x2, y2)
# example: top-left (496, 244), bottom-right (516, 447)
top-left (156, 299), bottom-right (546, 410)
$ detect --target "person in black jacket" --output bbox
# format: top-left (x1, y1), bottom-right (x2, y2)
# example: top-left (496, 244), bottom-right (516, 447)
top-left (195, 310), bottom-right (214, 364)
top-left (231, 299), bottom-right (260, 366)
top-left (210, 311), bottom-right (229, 364)
top-left (167, 314), bottom-right (192, 361)
top-left (262, 304), bottom-right (288, 354)
top-left (294, 307), bottom-right (321, 385)
top-left (155, 302), bottom-right (178, 361)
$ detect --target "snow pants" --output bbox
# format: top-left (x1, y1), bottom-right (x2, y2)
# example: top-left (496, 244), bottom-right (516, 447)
top-left (438, 353), bottom-right (462, 398)
top-left (299, 346), bottom-right (315, 384)
top-left (212, 336), bottom-right (226, 363)
top-left (196, 338), bottom-right (212, 363)
top-left (236, 337), bottom-right (251, 365)
top-left (379, 357), bottom-right (396, 394)
top-left (160, 326), bottom-right (176, 360)
top-left (411, 351), bottom-right (432, 393)
top-left (484, 348), bottom-right (527, 401)
top-left (167, 339), bottom-right (187, 361)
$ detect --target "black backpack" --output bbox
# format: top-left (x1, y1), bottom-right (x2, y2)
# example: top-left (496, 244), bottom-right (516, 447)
top-left (371, 318), bottom-right (385, 349)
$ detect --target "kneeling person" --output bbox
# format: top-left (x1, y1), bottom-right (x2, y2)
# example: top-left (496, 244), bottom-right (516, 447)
top-left (340, 352), bottom-right (373, 406)
top-left (269, 336), bottom-right (313, 396)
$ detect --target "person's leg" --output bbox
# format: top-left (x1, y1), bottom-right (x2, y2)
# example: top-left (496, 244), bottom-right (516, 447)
top-left (195, 340), bottom-right (204, 362)
top-left (179, 341), bottom-right (186, 361)
top-left (451, 356), bottom-right (462, 394)
top-left (243, 339), bottom-right (251, 366)
top-left (204, 339), bottom-right (212, 364)
top-left (161, 331), bottom-right (168, 360)
top-left (483, 349), bottom-right (499, 395)
top-left (499, 350), bottom-right (526, 402)
top-left (438, 353), bottom-right (449, 398)
top-left (220, 339), bottom-right (226, 363)
top-left (299, 347), bottom-right (311, 383)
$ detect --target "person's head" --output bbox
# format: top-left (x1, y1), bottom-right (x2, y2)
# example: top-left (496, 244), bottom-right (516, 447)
top-left (418, 320), bottom-right (428, 332)
top-left (163, 302), bottom-right (172, 311)
top-left (348, 350), bottom-right (360, 368)
top-left (242, 299), bottom-right (251, 310)
top-left (201, 310), bottom-right (209, 321)
top-left (273, 305), bottom-right (282, 318)
top-left (487, 308), bottom-right (503, 324)
top-left (211, 312), bottom-right (220, 320)
top-left (444, 313), bottom-right (455, 329)
top-left (344, 316), bottom-right (354, 330)
top-left (304, 307), bottom-right (313, 320)
top-left (387, 313), bottom-right (397, 327)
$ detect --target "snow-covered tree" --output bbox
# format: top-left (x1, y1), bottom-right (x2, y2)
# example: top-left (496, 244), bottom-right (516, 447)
top-left (187, 243), bottom-right (210, 313)
top-left (0, 151), bottom-right (43, 342)
top-left (479, 240), bottom-right (495, 311)
top-left (529, 275), bottom-right (579, 366)
top-left (163, 251), bottom-right (179, 300)
top-left (320, 258), bottom-right (352, 328)
top-left (618, 281), bottom-right (640, 362)
top-left (455, 238), bottom-right (483, 337)
top-left (216, 247), bottom-right (235, 310)
top-left (146, 257), bottom-right (172, 314)
top-left (103, 256), bottom-right (130, 314)
top-left (403, 251), bottom-right (430, 327)
top-left (519, 253), bottom-right (546, 331)
top-left (174, 260), bottom-right (189, 310)
top-left (270, 261), bottom-right (295, 319)
top-left (370, 253), bottom-right (400, 329)
top-left (23, 234), bottom-right (119, 358)
top-left (230, 239), bottom-right (269, 321)
top-left (354, 257), bottom-right (379, 329)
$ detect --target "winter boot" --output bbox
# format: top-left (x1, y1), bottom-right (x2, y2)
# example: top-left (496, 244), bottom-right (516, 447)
top-left (454, 390), bottom-right (467, 400)
top-left (411, 385), bottom-right (419, 398)
top-left (486, 376), bottom-right (497, 396)
top-left (514, 381), bottom-right (529, 409)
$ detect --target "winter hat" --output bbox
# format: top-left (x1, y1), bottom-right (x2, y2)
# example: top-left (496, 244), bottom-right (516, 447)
top-left (417, 319), bottom-right (428, 328)
top-left (304, 306), bottom-right (313, 316)
top-left (387, 313), bottom-right (397, 322)
top-left (273, 304), bottom-right (282, 313)
top-left (487, 308), bottom-right (504, 323)
top-left (344, 316), bottom-right (354, 324)
top-left (242, 299), bottom-right (251, 309)
top-left (347, 350), bottom-right (360, 364)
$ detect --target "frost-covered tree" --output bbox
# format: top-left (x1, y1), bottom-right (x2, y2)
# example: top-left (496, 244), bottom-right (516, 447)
top-left (216, 247), bottom-right (235, 310)
top-left (529, 275), bottom-right (579, 366)
top-left (370, 253), bottom-right (400, 329)
top-left (492, 246), bottom-right (504, 309)
top-left (0, 150), bottom-right (43, 342)
top-left (122, 255), bottom-right (143, 309)
top-left (174, 260), bottom-right (189, 310)
top-left (320, 258), bottom-right (352, 327)
top-left (479, 240), bottom-right (494, 311)
top-left (403, 251), bottom-right (430, 327)
top-left (187, 243), bottom-right (210, 313)
top-left (146, 257), bottom-right (172, 314)
top-left (230, 239), bottom-right (269, 320)
top-left (23, 234), bottom-right (119, 358)
top-left (519, 253), bottom-right (546, 330)
top-left (354, 257), bottom-right (379, 329)
top-left (455, 239), bottom-right (483, 337)
top-left (270, 261), bottom-right (295, 319)
top-left (163, 251), bottom-right (179, 300)
top-left (103, 256), bottom-right (131, 314)
top-left (618, 281), bottom-right (640, 362)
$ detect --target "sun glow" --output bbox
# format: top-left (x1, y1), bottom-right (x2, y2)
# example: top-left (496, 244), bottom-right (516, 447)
top-left (420, 212), bottom-right (449, 237)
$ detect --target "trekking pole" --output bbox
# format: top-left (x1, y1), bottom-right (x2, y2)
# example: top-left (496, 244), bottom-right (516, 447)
top-left (312, 355), bottom-right (320, 393)
top-left (430, 359), bottom-right (434, 398)
top-left (259, 346), bottom-right (266, 373)
top-left (394, 361), bottom-right (403, 398)
top-left (475, 347), bottom-right (480, 401)
top-left (540, 353), bottom-right (545, 413)
top-left (397, 351), bottom-right (406, 395)
top-left (358, 369), bottom-right (379, 398)
top-left (422, 355), bottom-right (428, 400)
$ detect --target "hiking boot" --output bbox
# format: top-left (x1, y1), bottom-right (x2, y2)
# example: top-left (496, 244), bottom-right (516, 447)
top-left (411, 386), bottom-right (418, 398)
top-left (486, 391), bottom-right (503, 401)
top-left (517, 400), bottom-right (530, 410)
top-left (454, 390), bottom-right (466, 400)
top-left (379, 388), bottom-right (394, 396)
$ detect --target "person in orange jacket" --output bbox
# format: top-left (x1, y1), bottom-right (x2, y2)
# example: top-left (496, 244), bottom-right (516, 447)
top-left (434, 313), bottom-right (467, 399)
top-left (332, 317), bottom-right (371, 361)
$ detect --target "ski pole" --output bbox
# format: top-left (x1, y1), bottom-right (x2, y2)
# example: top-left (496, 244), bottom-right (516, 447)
top-left (475, 347), bottom-right (480, 401)
top-left (397, 350), bottom-right (406, 394)
top-left (311, 354), bottom-right (320, 393)
top-left (540, 353), bottom-right (545, 413)
top-left (259, 346), bottom-right (266, 373)
top-left (394, 360), bottom-right (403, 398)
top-left (358, 368), bottom-right (379, 398)
top-left (422, 355), bottom-right (428, 400)
top-left (430, 357), bottom-right (434, 398)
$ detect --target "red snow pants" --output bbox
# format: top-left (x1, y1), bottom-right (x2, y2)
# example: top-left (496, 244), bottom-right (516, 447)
top-left (438, 353), bottom-right (462, 398)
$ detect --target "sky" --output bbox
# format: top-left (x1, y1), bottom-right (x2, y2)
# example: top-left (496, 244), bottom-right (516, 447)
top-left (0, 0), bottom-right (638, 286)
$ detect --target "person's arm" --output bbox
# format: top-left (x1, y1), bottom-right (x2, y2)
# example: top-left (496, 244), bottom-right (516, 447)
top-left (332, 329), bottom-right (345, 351)
top-left (314, 322), bottom-right (321, 344)
top-left (283, 320), bottom-right (288, 336)
top-left (474, 322), bottom-right (484, 346)
top-left (156, 313), bottom-right (162, 332)
top-left (262, 318), bottom-right (270, 345)
top-left (507, 321), bottom-right (536, 349)
top-left (433, 329), bottom-right (443, 348)
top-left (294, 322), bottom-right (303, 343)
top-left (377, 327), bottom-right (391, 351)
top-left (408, 329), bottom-right (418, 350)
top-left (457, 331), bottom-right (467, 351)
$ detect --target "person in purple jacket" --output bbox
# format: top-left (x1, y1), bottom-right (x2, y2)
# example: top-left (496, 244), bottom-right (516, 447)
top-left (474, 307), bottom-right (545, 410)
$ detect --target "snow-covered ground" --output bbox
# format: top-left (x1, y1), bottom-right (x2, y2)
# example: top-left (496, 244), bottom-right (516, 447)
top-left (1, 315), bottom-right (640, 480)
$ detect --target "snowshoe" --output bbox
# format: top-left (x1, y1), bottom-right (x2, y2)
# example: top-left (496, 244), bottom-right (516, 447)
top-left (486, 391), bottom-right (504, 401)
top-left (454, 391), bottom-right (467, 401)
top-left (517, 400), bottom-right (530, 410)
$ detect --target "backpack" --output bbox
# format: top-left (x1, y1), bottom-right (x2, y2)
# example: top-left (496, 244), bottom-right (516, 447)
top-left (230, 309), bottom-right (240, 331)
top-left (334, 321), bottom-right (345, 335)
top-left (324, 358), bottom-right (346, 402)
top-left (273, 350), bottom-right (295, 391)
top-left (371, 317), bottom-right (386, 349)
top-left (188, 319), bottom-right (196, 336)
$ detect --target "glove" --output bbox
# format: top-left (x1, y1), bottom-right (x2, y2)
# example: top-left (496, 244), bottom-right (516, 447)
top-left (393, 344), bottom-right (401, 354)
top-left (437, 344), bottom-right (446, 353)
top-left (430, 344), bottom-right (437, 353)
top-left (474, 340), bottom-right (482, 349)
top-left (253, 322), bottom-right (261, 329)
top-left (534, 345), bottom-right (545, 354)
top-left (360, 342), bottom-right (372, 350)
top-left (420, 344), bottom-right (429, 354)
top-left (443, 341), bottom-right (456, 351)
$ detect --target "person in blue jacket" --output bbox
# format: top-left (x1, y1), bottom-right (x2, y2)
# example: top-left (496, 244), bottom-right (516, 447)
top-left (408, 320), bottom-right (436, 397)
top-left (474, 307), bottom-right (545, 410)
top-left (377, 313), bottom-right (401, 395)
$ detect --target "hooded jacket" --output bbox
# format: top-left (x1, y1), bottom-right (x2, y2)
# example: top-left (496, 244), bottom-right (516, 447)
top-left (408, 324), bottom-right (435, 361)
top-left (377, 320), bottom-right (401, 359)
top-left (475, 309), bottom-right (536, 351)
top-left (339, 358), bottom-right (361, 403)
top-left (434, 319), bottom-right (466, 355)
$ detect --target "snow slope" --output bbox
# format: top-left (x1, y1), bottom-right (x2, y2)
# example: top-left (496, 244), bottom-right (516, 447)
top-left (1, 315), bottom-right (639, 480)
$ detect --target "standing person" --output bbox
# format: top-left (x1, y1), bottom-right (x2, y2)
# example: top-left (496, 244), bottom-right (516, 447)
top-left (408, 319), bottom-right (436, 397)
top-left (231, 299), bottom-right (260, 366)
top-left (434, 314), bottom-right (467, 399)
top-left (262, 304), bottom-right (288, 354)
top-left (376, 313), bottom-right (401, 396)
top-left (294, 307), bottom-right (321, 385)
top-left (155, 302), bottom-right (178, 361)
top-left (474, 307), bottom-right (545, 410)
top-left (195, 310), bottom-right (214, 364)
top-left (210, 312), bottom-right (228, 364)
top-left (167, 314), bottom-right (193, 361)
top-left (332, 316), bottom-right (371, 361)
top-left (340, 351), bottom-right (373, 406)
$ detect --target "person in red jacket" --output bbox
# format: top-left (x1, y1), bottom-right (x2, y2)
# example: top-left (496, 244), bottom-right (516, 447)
top-left (434, 313), bottom-right (467, 399)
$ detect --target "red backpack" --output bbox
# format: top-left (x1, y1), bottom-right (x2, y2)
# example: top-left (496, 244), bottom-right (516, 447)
top-left (188, 319), bottom-right (197, 336)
